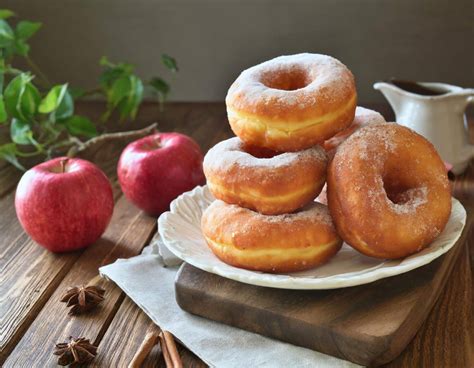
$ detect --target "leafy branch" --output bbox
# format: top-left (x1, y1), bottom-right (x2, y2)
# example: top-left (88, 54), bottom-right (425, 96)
top-left (0, 9), bottom-right (178, 170)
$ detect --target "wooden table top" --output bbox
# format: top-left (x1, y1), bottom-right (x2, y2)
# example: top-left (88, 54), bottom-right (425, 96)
top-left (0, 102), bottom-right (472, 367)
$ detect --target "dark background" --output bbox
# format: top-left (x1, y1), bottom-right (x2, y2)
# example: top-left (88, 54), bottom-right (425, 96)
top-left (4, 0), bottom-right (474, 102)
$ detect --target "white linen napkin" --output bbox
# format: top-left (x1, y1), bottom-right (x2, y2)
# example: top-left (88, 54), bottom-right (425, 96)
top-left (100, 234), bottom-right (359, 368)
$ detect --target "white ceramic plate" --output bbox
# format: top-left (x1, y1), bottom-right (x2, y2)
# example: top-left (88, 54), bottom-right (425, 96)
top-left (158, 186), bottom-right (466, 290)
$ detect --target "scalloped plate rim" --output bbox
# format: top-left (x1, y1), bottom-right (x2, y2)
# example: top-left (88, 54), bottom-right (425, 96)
top-left (158, 185), bottom-right (466, 290)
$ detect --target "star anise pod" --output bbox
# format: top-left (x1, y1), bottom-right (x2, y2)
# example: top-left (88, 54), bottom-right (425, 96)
top-left (60, 285), bottom-right (106, 316)
top-left (54, 336), bottom-right (98, 366)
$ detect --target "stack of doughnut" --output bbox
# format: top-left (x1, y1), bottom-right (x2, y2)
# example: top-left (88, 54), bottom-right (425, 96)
top-left (201, 53), bottom-right (451, 273)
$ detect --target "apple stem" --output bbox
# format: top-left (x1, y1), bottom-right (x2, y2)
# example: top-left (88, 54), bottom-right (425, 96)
top-left (60, 158), bottom-right (69, 173)
top-left (154, 135), bottom-right (162, 149)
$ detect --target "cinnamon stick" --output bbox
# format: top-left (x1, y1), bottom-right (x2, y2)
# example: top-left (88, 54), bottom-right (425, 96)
top-left (162, 330), bottom-right (183, 368)
top-left (158, 330), bottom-right (182, 368)
top-left (158, 331), bottom-right (174, 367)
top-left (128, 325), bottom-right (160, 368)
top-left (126, 323), bottom-right (182, 368)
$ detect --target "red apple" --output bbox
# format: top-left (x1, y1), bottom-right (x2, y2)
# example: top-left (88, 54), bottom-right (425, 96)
top-left (15, 157), bottom-right (114, 252)
top-left (117, 132), bottom-right (205, 216)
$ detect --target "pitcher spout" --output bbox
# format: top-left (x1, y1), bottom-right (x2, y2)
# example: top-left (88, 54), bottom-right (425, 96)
top-left (373, 82), bottom-right (406, 117)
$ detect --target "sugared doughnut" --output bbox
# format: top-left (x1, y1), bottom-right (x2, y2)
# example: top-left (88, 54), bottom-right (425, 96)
top-left (226, 53), bottom-right (357, 152)
top-left (323, 106), bottom-right (386, 156)
top-left (327, 123), bottom-right (451, 259)
top-left (201, 200), bottom-right (342, 273)
top-left (203, 137), bottom-right (327, 215)
top-left (312, 107), bottom-right (385, 206)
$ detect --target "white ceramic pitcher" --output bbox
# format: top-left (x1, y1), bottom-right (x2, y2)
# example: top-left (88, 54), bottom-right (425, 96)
top-left (374, 81), bottom-right (474, 174)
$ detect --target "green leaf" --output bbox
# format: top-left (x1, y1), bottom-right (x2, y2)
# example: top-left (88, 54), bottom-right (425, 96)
top-left (117, 75), bottom-right (143, 120)
top-left (4, 73), bottom-right (40, 121)
top-left (15, 21), bottom-right (41, 40)
top-left (100, 67), bottom-right (123, 89)
top-left (0, 98), bottom-right (6, 122)
top-left (4, 75), bottom-right (25, 116)
top-left (64, 115), bottom-right (97, 138)
top-left (13, 38), bottom-right (30, 56)
top-left (161, 54), bottom-right (178, 72)
top-left (109, 75), bottom-right (131, 107)
top-left (0, 59), bottom-right (4, 92)
top-left (0, 19), bottom-right (14, 47)
top-left (99, 60), bottom-right (135, 89)
top-left (25, 83), bottom-right (40, 115)
top-left (39, 84), bottom-right (74, 122)
top-left (54, 88), bottom-right (73, 120)
top-left (0, 10), bottom-right (15, 20)
top-left (10, 118), bottom-right (33, 145)
top-left (0, 95), bottom-right (7, 123)
top-left (99, 56), bottom-right (113, 67)
top-left (150, 77), bottom-right (170, 109)
top-left (150, 77), bottom-right (170, 98)
top-left (39, 84), bottom-right (68, 113)
top-left (0, 64), bottom-right (22, 75)
top-left (0, 143), bottom-right (24, 171)
top-left (98, 57), bottom-right (145, 120)
top-left (104, 74), bottom-right (144, 120)
top-left (21, 82), bottom-right (40, 119)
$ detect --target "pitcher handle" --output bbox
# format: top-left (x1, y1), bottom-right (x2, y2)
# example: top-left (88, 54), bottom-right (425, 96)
top-left (463, 88), bottom-right (474, 103)
top-left (464, 90), bottom-right (474, 162)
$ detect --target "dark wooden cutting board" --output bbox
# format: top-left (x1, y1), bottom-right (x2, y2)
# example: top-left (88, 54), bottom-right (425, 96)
top-left (175, 214), bottom-right (472, 367)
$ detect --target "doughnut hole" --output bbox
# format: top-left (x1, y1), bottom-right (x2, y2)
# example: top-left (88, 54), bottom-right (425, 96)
top-left (242, 143), bottom-right (280, 159)
top-left (382, 161), bottom-right (425, 205)
top-left (383, 179), bottom-right (413, 205)
top-left (260, 66), bottom-right (313, 91)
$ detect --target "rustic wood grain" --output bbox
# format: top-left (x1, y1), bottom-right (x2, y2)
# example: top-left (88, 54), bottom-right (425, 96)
top-left (0, 189), bottom-right (84, 363)
top-left (0, 165), bottom-right (21, 198)
top-left (3, 196), bottom-right (157, 367)
top-left (384, 242), bottom-right (473, 368)
top-left (0, 140), bottom-right (126, 363)
top-left (94, 296), bottom-right (206, 368)
top-left (91, 293), bottom-right (161, 367)
top-left (0, 102), bottom-right (226, 366)
top-left (0, 102), bottom-right (471, 367)
top-left (175, 209), bottom-right (472, 366)
top-left (0, 98), bottom-right (230, 366)
top-left (85, 102), bottom-right (230, 367)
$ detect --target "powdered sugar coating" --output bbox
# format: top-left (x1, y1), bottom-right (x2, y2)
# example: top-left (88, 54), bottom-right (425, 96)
top-left (352, 106), bottom-right (386, 125)
top-left (335, 124), bottom-right (424, 213)
top-left (226, 53), bottom-right (355, 113)
top-left (391, 187), bottom-right (428, 214)
top-left (335, 123), bottom-right (398, 172)
top-left (324, 106), bottom-right (386, 152)
top-left (208, 199), bottom-right (334, 227)
top-left (204, 136), bottom-right (327, 172)
top-left (328, 123), bottom-right (452, 259)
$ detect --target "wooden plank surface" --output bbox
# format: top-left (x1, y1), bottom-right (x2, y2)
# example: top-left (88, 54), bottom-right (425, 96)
top-left (384, 242), bottom-right (473, 367)
top-left (175, 209), bottom-right (472, 366)
top-left (3, 196), bottom-right (157, 367)
top-left (0, 190), bottom-right (84, 362)
top-left (0, 102), bottom-right (472, 367)
top-left (94, 296), bottom-right (206, 368)
top-left (0, 102), bottom-right (229, 367)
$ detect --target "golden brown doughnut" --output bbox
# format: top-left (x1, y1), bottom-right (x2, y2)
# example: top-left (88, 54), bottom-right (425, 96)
top-left (203, 137), bottom-right (327, 215)
top-left (323, 106), bottom-right (386, 157)
top-left (201, 200), bottom-right (342, 273)
top-left (327, 123), bottom-right (451, 259)
top-left (226, 53), bottom-right (357, 152)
